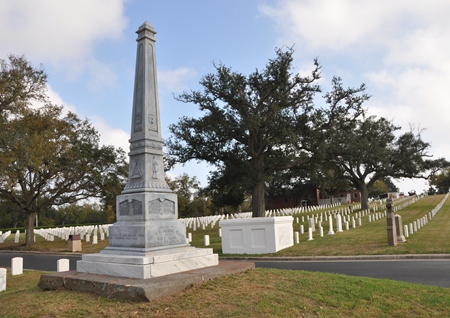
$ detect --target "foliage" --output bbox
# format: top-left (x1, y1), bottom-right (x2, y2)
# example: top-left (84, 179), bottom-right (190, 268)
top-left (322, 115), bottom-right (448, 209)
top-left (166, 174), bottom-right (211, 217)
top-left (167, 47), bottom-right (366, 217)
top-left (0, 55), bottom-right (47, 119)
top-left (0, 56), bottom-right (125, 245)
top-left (369, 178), bottom-right (398, 198)
top-left (430, 168), bottom-right (450, 193)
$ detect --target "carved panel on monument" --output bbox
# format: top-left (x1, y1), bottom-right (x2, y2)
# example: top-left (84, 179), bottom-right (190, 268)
top-left (148, 198), bottom-right (175, 218)
top-left (146, 224), bottom-right (186, 247)
top-left (119, 199), bottom-right (143, 216)
top-left (134, 43), bottom-right (144, 132)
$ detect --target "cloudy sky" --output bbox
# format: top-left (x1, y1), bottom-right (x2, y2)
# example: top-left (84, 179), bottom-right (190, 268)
top-left (1, 0), bottom-right (448, 194)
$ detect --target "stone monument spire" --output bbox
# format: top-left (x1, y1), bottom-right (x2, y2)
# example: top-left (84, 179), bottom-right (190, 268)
top-left (77, 22), bottom-right (218, 280)
top-left (124, 21), bottom-right (169, 193)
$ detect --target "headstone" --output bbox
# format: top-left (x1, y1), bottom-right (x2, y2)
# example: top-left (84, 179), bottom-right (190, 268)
top-left (57, 259), bottom-right (70, 272)
top-left (308, 217), bottom-right (316, 232)
top-left (308, 227), bottom-right (314, 241)
top-left (0, 268), bottom-right (6, 292)
top-left (336, 214), bottom-right (343, 232)
top-left (14, 230), bottom-right (20, 243)
top-left (11, 257), bottom-right (23, 276)
top-left (204, 235), bottom-right (210, 246)
top-left (68, 234), bottom-right (82, 252)
top-left (328, 217), bottom-right (335, 235)
top-left (300, 225), bottom-right (304, 234)
top-left (395, 214), bottom-right (406, 242)
top-left (386, 198), bottom-right (397, 246)
top-left (294, 231), bottom-right (299, 244)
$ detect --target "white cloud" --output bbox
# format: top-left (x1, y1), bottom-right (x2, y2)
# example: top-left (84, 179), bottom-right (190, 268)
top-left (0, 0), bottom-right (127, 88)
top-left (91, 115), bottom-right (130, 152)
top-left (158, 67), bottom-right (197, 93)
top-left (261, 0), bottom-right (450, 192)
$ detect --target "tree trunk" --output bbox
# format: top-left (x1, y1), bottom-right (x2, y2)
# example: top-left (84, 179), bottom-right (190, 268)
top-left (252, 156), bottom-right (266, 217)
top-left (25, 212), bottom-right (36, 246)
top-left (252, 178), bottom-right (266, 217)
top-left (360, 185), bottom-right (369, 210)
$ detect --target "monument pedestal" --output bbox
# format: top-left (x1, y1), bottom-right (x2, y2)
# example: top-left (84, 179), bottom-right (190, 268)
top-left (77, 246), bottom-right (218, 279)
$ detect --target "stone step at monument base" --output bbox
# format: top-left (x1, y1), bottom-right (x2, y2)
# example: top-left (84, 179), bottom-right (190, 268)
top-left (77, 246), bottom-right (218, 279)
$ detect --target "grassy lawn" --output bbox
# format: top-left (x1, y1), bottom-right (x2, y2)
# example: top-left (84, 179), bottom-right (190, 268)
top-left (0, 194), bottom-right (449, 257)
top-left (2, 268), bottom-right (450, 317)
top-left (1, 194), bottom-right (449, 317)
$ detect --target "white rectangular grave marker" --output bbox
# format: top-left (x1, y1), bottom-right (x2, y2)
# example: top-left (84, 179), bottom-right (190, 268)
top-left (11, 257), bottom-right (23, 276)
top-left (57, 259), bottom-right (70, 272)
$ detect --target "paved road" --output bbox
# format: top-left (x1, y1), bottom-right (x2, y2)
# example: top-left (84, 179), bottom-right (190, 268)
top-left (2, 252), bottom-right (450, 288)
top-left (0, 252), bottom-right (81, 272)
top-left (255, 259), bottom-right (450, 288)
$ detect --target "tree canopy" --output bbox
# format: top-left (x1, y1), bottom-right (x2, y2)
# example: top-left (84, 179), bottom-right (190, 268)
top-left (167, 47), bottom-right (366, 217)
top-left (322, 115), bottom-right (448, 209)
top-left (0, 55), bottom-right (126, 245)
top-left (430, 168), bottom-right (450, 194)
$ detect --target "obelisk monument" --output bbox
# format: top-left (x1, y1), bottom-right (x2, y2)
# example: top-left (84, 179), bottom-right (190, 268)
top-left (77, 22), bottom-right (218, 279)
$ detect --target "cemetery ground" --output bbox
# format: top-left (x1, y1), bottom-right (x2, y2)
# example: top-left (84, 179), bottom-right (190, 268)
top-left (1, 194), bottom-right (450, 317)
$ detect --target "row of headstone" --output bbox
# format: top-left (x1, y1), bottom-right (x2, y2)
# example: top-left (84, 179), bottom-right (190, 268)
top-left (0, 230), bottom-right (11, 243)
top-left (405, 192), bottom-right (449, 239)
top-left (35, 224), bottom-right (110, 243)
top-left (0, 230), bottom-right (21, 243)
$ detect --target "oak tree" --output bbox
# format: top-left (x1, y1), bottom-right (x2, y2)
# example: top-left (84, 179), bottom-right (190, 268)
top-left (167, 48), bottom-right (366, 217)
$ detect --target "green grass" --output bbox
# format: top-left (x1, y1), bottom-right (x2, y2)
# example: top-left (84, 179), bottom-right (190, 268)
top-left (2, 268), bottom-right (450, 317)
top-left (1, 194), bottom-right (450, 317)
top-left (1, 194), bottom-right (449, 257)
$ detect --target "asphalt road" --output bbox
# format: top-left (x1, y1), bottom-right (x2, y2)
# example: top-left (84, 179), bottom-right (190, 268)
top-left (0, 252), bottom-right (81, 272)
top-left (255, 259), bottom-right (450, 288)
top-left (1, 252), bottom-right (450, 288)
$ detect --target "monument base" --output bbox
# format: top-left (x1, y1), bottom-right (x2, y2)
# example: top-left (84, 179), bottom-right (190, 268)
top-left (77, 246), bottom-right (218, 279)
top-left (219, 216), bottom-right (293, 254)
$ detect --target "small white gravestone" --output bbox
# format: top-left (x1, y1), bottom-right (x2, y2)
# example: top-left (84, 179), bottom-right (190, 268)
top-left (300, 224), bottom-right (304, 234)
top-left (187, 232), bottom-right (192, 242)
top-left (11, 257), bottom-right (23, 276)
top-left (57, 259), bottom-right (70, 272)
top-left (294, 231), bottom-right (299, 244)
top-left (92, 235), bottom-right (98, 245)
top-left (0, 268), bottom-right (6, 292)
top-left (204, 235), bottom-right (210, 246)
top-left (328, 217), bottom-right (335, 235)
top-left (307, 227), bottom-right (314, 241)
top-left (14, 230), bottom-right (20, 243)
top-left (336, 214), bottom-right (343, 232)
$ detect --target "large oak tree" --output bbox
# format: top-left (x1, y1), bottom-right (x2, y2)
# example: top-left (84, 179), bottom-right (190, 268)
top-left (0, 55), bottom-right (126, 245)
top-left (322, 115), bottom-right (448, 209)
top-left (167, 47), bottom-right (367, 217)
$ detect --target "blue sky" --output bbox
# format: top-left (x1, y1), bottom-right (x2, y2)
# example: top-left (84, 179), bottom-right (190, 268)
top-left (1, 0), bottom-right (449, 195)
